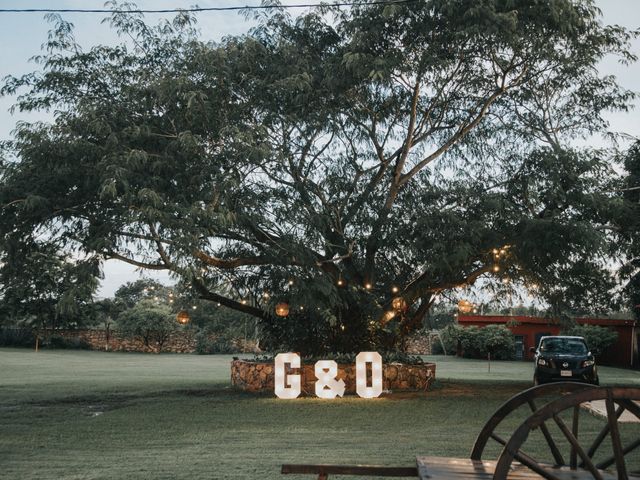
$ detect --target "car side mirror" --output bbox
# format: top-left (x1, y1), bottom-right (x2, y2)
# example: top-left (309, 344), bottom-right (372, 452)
top-left (529, 347), bottom-right (536, 354)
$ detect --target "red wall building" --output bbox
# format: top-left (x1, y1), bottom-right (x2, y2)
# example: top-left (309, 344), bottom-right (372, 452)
top-left (457, 314), bottom-right (638, 368)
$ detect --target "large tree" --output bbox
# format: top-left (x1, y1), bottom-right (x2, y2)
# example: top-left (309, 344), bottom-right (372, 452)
top-left (0, 1), bottom-right (636, 354)
top-left (619, 141), bottom-right (640, 321)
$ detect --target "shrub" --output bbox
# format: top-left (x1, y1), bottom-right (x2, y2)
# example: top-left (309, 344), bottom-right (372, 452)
top-left (249, 352), bottom-right (424, 365)
top-left (434, 324), bottom-right (464, 355)
top-left (436, 324), bottom-right (515, 360)
top-left (0, 327), bottom-right (35, 348)
top-left (563, 324), bottom-right (618, 356)
top-left (195, 332), bottom-right (236, 354)
top-left (45, 335), bottom-right (91, 350)
top-left (117, 300), bottom-right (178, 352)
top-left (478, 324), bottom-right (516, 360)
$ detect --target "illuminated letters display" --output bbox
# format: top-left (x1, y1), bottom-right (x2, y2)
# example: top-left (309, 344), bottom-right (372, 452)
top-left (355, 351), bottom-right (383, 398)
top-left (274, 353), bottom-right (301, 399)
top-left (274, 352), bottom-right (383, 399)
top-left (314, 360), bottom-right (346, 398)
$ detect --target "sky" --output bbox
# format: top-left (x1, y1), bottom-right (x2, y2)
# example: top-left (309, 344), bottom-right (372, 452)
top-left (1, 0), bottom-right (639, 298)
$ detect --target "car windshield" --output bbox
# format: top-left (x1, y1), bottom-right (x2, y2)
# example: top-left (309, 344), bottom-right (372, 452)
top-left (540, 338), bottom-right (587, 355)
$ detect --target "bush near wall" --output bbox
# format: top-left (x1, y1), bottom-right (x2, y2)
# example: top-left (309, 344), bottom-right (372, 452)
top-left (0, 327), bottom-right (36, 348)
top-left (434, 324), bottom-right (515, 360)
top-left (6, 329), bottom-right (260, 354)
top-left (562, 324), bottom-right (618, 356)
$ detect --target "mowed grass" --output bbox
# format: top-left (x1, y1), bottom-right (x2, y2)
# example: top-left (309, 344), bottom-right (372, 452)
top-left (0, 349), bottom-right (638, 480)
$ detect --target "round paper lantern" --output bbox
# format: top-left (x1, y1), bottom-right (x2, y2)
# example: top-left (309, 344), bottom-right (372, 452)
top-left (275, 302), bottom-right (290, 317)
top-left (176, 310), bottom-right (190, 325)
top-left (457, 300), bottom-right (473, 314)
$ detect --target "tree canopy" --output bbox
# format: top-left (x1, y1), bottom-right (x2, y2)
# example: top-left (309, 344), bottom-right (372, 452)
top-left (1, 0), bottom-right (637, 354)
top-left (620, 141), bottom-right (640, 320)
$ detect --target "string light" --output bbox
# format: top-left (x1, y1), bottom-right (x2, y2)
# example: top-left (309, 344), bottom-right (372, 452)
top-left (192, 305), bottom-right (197, 310)
top-left (365, 283), bottom-right (372, 290)
top-left (493, 265), bottom-right (500, 272)
top-left (0, 0), bottom-right (420, 14)
top-left (288, 279), bottom-right (294, 286)
top-left (391, 286), bottom-right (399, 294)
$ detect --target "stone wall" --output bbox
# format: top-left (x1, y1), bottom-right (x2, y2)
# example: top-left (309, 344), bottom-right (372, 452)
top-left (45, 329), bottom-right (259, 354)
top-left (231, 359), bottom-right (436, 395)
top-left (404, 332), bottom-right (440, 355)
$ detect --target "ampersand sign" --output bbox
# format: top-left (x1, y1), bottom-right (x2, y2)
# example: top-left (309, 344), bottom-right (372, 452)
top-left (314, 360), bottom-right (346, 399)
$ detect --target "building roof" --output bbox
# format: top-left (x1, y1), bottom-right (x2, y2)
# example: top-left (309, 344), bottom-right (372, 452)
top-left (458, 314), bottom-right (637, 328)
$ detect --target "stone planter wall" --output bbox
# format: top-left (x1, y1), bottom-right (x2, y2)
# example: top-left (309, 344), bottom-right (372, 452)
top-left (231, 359), bottom-right (436, 395)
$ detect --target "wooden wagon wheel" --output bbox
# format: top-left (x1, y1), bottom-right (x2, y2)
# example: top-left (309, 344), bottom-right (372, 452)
top-left (471, 382), bottom-right (596, 462)
top-left (493, 386), bottom-right (640, 480)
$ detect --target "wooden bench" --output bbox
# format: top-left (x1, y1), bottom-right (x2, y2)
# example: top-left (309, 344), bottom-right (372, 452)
top-left (281, 383), bottom-right (640, 480)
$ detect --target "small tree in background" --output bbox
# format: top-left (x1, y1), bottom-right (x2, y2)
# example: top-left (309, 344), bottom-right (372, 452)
top-left (117, 300), bottom-right (177, 352)
top-left (437, 324), bottom-right (515, 360)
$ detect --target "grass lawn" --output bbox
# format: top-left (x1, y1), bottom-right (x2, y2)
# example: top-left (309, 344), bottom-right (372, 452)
top-left (0, 348), bottom-right (638, 480)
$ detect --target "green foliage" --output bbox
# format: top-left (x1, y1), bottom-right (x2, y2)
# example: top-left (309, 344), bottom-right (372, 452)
top-left (562, 324), bottom-right (618, 356)
top-left (114, 279), bottom-right (169, 310)
top-left (0, 327), bottom-right (35, 348)
top-left (251, 351), bottom-right (424, 365)
top-left (194, 331), bottom-right (235, 354)
top-left (438, 324), bottom-right (515, 360)
top-left (435, 324), bottom-right (464, 355)
top-left (0, 241), bottom-right (98, 329)
top-left (619, 142), bottom-right (640, 320)
top-left (117, 300), bottom-right (178, 352)
top-left (1, 1), bottom-right (636, 353)
top-left (44, 335), bottom-right (91, 350)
